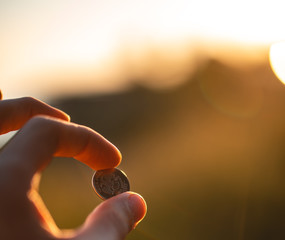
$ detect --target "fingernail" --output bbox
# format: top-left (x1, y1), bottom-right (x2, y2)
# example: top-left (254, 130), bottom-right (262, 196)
top-left (128, 193), bottom-right (147, 228)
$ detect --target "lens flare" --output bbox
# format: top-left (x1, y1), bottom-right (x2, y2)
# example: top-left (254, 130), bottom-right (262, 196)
top-left (269, 41), bottom-right (285, 84)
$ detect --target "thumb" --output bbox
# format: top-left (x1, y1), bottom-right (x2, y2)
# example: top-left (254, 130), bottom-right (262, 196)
top-left (73, 192), bottom-right (147, 240)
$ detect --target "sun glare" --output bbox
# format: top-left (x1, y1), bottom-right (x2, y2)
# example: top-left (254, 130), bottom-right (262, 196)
top-left (270, 42), bottom-right (285, 84)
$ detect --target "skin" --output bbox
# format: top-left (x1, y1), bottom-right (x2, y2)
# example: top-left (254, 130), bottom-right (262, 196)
top-left (0, 90), bottom-right (147, 240)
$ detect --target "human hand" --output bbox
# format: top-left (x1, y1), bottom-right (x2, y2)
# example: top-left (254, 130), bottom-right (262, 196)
top-left (0, 90), bottom-right (147, 240)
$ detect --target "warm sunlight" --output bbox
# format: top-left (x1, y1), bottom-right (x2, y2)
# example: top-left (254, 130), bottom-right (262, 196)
top-left (269, 41), bottom-right (285, 84)
top-left (1, 0), bottom-right (285, 99)
top-left (2, 2), bottom-right (285, 240)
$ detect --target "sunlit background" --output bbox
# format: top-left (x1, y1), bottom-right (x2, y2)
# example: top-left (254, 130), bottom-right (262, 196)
top-left (1, 0), bottom-right (285, 239)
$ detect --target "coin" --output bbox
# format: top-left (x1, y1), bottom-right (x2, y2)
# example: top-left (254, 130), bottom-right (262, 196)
top-left (92, 168), bottom-right (130, 200)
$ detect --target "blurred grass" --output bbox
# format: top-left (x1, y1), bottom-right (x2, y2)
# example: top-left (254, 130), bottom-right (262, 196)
top-left (39, 53), bottom-right (285, 239)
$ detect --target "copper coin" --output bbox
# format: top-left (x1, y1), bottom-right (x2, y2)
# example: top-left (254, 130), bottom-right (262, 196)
top-left (92, 168), bottom-right (130, 200)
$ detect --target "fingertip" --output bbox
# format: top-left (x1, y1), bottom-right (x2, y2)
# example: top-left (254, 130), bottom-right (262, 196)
top-left (74, 191), bottom-right (147, 239)
top-left (52, 110), bottom-right (70, 122)
top-left (47, 104), bottom-right (70, 122)
top-left (62, 112), bottom-right (71, 122)
top-left (52, 108), bottom-right (70, 122)
top-left (127, 192), bottom-right (147, 227)
top-left (104, 145), bottom-right (121, 169)
top-left (83, 135), bottom-right (122, 170)
top-left (0, 90), bottom-right (3, 100)
top-left (40, 107), bottom-right (70, 122)
top-left (23, 97), bottom-right (71, 122)
top-left (113, 145), bottom-right (122, 167)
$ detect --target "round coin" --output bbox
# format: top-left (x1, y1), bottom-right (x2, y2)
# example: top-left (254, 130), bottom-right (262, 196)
top-left (92, 168), bottom-right (130, 200)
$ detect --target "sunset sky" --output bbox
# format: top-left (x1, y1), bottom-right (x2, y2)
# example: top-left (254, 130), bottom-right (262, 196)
top-left (1, 0), bottom-right (285, 100)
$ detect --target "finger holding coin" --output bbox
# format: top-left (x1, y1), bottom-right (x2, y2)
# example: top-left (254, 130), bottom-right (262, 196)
top-left (92, 168), bottom-right (130, 200)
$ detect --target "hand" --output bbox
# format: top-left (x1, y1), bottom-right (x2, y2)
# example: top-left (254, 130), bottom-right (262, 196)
top-left (0, 90), bottom-right (147, 240)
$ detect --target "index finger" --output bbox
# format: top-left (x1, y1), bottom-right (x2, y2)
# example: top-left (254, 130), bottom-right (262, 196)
top-left (0, 97), bottom-right (70, 134)
top-left (0, 116), bottom-right (121, 191)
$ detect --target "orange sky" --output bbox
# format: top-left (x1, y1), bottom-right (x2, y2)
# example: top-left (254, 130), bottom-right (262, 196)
top-left (1, 0), bottom-right (285, 100)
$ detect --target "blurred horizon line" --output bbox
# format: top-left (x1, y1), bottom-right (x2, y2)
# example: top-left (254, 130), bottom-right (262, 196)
top-left (1, 39), bottom-right (271, 101)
